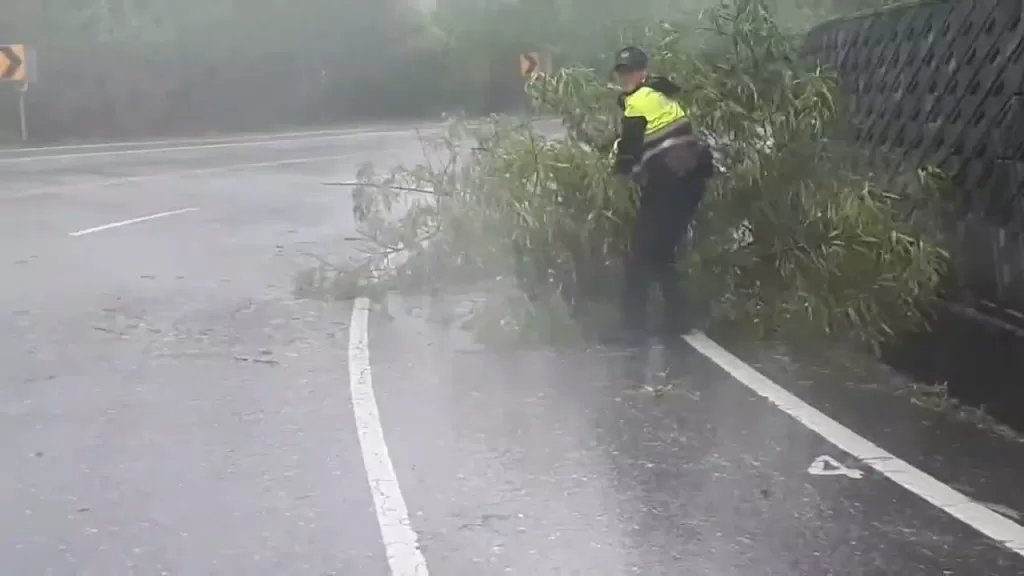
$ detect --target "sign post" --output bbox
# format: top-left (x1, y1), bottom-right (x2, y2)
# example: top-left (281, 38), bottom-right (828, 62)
top-left (1, 45), bottom-right (35, 142)
top-left (18, 83), bottom-right (28, 142)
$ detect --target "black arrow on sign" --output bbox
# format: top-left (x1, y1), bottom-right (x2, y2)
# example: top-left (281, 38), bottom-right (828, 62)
top-left (0, 46), bottom-right (22, 80)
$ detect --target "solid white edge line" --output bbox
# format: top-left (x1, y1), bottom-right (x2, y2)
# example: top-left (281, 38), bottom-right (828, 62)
top-left (68, 208), bottom-right (198, 236)
top-left (0, 129), bottom-right (415, 164)
top-left (683, 331), bottom-right (1024, 557)
top-left (348, 297), bottom-right (430, 576)
top-left (0, 126), bottom-right (394, 153)
top-left (8, 154), bottom-right (355, 200)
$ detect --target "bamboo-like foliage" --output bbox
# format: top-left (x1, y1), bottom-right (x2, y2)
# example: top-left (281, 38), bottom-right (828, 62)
top-left (343, 0), bottom-right (947, 351)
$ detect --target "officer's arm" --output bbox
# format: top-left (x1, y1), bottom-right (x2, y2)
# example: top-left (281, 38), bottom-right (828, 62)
top-left (614, 114), bottom-right (647, 175)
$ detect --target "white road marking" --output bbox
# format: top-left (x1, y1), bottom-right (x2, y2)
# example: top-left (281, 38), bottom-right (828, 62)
top-left (0, 128), bottom-right (416, 164)
top-left (684, 332), bottom-right (1024, 557)
top-left (348, 297), bottom-right (430, 575)
top-left (5, 153), bottom-right (356, 200)
top-left (807, 455), bottom-right (864, 479)
top-left (68, 208), bottom-right (198, 236)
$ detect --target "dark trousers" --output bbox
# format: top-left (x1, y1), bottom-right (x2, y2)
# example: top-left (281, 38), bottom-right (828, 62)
top-left (621, 165), bottom-right (706, 335)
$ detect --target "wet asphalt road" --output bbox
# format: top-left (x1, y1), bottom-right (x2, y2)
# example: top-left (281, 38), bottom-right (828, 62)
top-left (2, 126), bottom-right (1024, 575)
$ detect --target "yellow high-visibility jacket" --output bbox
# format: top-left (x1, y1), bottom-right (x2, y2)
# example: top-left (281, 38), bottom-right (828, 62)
top-left (612, 76), bottom-right (703, 178)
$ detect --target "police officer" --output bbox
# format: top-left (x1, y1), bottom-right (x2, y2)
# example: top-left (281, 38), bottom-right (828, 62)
top-left (610, 46), bottom-right (712, 341)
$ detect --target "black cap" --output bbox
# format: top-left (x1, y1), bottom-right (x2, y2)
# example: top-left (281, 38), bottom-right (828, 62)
top-left (613, 46), bottom-right (649, 72)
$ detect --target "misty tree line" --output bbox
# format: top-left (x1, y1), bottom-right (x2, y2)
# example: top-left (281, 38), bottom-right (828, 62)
top-left (0, 0), bottom-right (426, 141)
top-left (0, 0), bottom-right (898, 143)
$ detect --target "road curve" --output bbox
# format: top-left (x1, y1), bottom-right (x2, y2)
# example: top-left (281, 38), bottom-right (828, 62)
top-left (1, 126), bottom-right (1023, 575)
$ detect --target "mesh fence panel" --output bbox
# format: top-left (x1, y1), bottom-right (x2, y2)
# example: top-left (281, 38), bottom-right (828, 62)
top-left (808, 0), bottom-right (1024, 319)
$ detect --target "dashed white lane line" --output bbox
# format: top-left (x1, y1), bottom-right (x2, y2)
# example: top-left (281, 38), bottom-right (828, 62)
top-left (684, 332), bottom-right (1024, 557)
top-left (68, 207), bottom-right (198, 236)
top-left (348, 296), bottom-right (430, 576)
